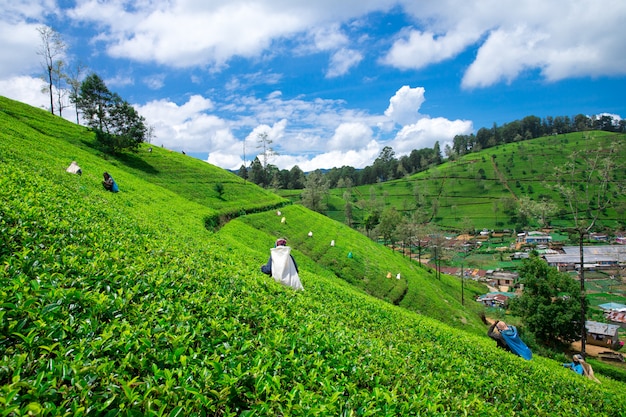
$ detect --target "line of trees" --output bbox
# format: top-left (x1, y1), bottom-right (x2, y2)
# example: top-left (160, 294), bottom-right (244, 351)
top-left (239, 113), bottom-right (625, 193)
top-left (449, 115), bottom-right (626, 159)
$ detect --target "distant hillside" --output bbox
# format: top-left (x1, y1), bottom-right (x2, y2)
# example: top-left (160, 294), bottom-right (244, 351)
top-left (325, 131), bottom-right (626, 231)
top-left (2, 96), bottom-right (625, 416)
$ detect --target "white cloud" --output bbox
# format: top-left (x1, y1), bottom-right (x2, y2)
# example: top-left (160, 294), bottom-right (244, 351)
top-left (384, 85), bottom-right (426, 126)
top-left (0, 17), bottom-right (43, 79)
top-left (136, 95), bottom-right (227, 152)
top-left (310, 24), bottom-right (349, 51)
top-left (390, 0), bottom-right (626, 87)
top-left (245, 119), bottom-right (288, 147)
top-left (391, 116), bottom-right (473, 155)
top-left (327, 122), bottom-right (373, 151)
top-left (267, 139), bottom-right (380, 171)
top-left (0, 76), bottom-right (49, 110)
top-left (382, 28), bottom-right (477, 70)
top-left (69, 1), bottom-right (305, 68)
top-left (143, 73), bottom-right (166, 90)
top-left (326, 48), bottom-right (363, 78)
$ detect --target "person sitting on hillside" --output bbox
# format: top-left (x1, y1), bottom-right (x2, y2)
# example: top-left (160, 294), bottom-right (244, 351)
top-left (102, 172), bottom-right (119, 192)
top-left (562, 354), bottom-right (584, 375)
top-left (487, 320), bottom-right (532, 360)
top-left (66, 161), bottom-right (82, 175)
top-left (261, 238), bottom-right (303, 290)
top-left (564, 354), bottom-right (601, 383)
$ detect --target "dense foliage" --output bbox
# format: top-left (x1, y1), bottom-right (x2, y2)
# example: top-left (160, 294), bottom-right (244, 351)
top-left (509, 255), bottom-right (585, 345)
top-left (2, 96), bottom-right (626, 416)
top-left (77, 73), bottom-right (147, 153)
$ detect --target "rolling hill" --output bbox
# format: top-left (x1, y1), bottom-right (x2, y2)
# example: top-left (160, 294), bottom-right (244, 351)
top-left (324, 131), bottom-right (626, 231)
top-left (2, 96), bottom-right (625, 416)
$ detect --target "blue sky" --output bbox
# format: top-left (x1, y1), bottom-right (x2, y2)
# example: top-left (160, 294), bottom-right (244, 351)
top-left (1, 0), bottom-right (625, 171)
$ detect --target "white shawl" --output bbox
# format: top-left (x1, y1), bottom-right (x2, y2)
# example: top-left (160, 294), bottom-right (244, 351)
top-left (270, 246), bottom-right (304, 291)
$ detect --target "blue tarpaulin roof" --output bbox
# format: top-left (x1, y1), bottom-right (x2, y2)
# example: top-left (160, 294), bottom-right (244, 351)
top-left (598, 302), bottom-right (626, 311)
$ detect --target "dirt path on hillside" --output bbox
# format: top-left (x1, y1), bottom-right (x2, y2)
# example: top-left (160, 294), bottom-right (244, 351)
top-left (490, 155), bottom-right (518, 201)
top-left (569, 340), bottom-right (622, 359)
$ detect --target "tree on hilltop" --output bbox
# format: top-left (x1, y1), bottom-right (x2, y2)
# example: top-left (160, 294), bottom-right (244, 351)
top-left (77, 73), bottom-right (147, 153)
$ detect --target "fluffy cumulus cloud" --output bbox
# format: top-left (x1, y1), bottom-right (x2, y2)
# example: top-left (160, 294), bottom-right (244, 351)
top-left (327, 122), bottom-right (373, 151)
top-left (384, 86), bottom-right (426, 126)
top-left (64, 0), bottom-right (390, 69)
top-left (382, 28), bottom-right (478, 71)
top-left (0, 76), bottom-right (50, 110)
top-left (391, 116), bottom-right (473, 154)
top-left (136, 95), bottom-right (233, 153)
top-left (392, 0), bottom-right (626, 88)
top-left (294, 141), bottom-right (381, 172)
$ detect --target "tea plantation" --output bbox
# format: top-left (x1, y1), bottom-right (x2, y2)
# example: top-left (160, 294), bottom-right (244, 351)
top-left (2, 96), bottom-right (626, 416)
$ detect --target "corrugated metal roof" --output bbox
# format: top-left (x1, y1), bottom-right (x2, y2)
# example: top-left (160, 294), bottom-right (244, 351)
top-left (586, 320), bottom-right (620, 336)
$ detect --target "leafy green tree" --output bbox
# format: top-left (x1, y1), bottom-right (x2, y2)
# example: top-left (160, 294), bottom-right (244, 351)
top-left (78, 73), bottom-right (114, 132)
top-left (105, 99), bottom-right (147, 152)
top-left (300, 170), bottom-right (328, 213)
top-left (376, 207), bottom-right (402, 247)
top-left (237, 164), bottom-right (248, 182)
top-left (78, 73), bottom-right (147, 153)
top-left (248, 157), bottom-right (265, 187)
top-left (363, 210), bottom-right (380, 238)
top-left (372, 146), bottom-right (396, 181)
top-left (509, 255), bottom-right (584, 347)
top-left (288, 165), bottom-right (306, 189)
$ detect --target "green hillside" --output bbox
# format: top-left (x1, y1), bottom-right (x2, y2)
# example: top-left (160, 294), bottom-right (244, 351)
top-left (2, 96), bottom-right (625, 416)
top-left (326, 131), bottom-right (626, 231)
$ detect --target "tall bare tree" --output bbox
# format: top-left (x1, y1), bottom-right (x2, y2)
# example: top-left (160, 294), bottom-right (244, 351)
top-left (51, 60), bottom-right (68, 117)
top-left (256, 131), bottom-right (275, 169)
top-left (37, 26), bottom-right (65, 115)
top-left (67, 62), bottom-right (87, 124)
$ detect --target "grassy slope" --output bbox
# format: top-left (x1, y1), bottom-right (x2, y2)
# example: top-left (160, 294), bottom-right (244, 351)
top-left (327, 131), bottom-right (626, 230)
top-left (232, 205), bottom-right (487, 333)
top-left (2, 96), bottom-right (626, 415)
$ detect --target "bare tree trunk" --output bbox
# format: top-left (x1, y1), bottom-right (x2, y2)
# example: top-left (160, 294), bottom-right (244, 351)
top-left (47, 65), bottom-right (54, 115)
top-left (579, 231), bottom-right (586, 354)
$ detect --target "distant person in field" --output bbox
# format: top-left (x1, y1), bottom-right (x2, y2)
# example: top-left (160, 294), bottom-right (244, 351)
top-left (487, 320), bottom-right (532, 360)
top-left (66, 161), bottom-right (82, 175)
top-left (562, 354), bottom-right (584, 375)
top-left (261, 238), bottom-right (303, 290)
top-left (564, 354), bottom-right (600, 383)
top-left (102, 172), bottom-right (119, 192)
